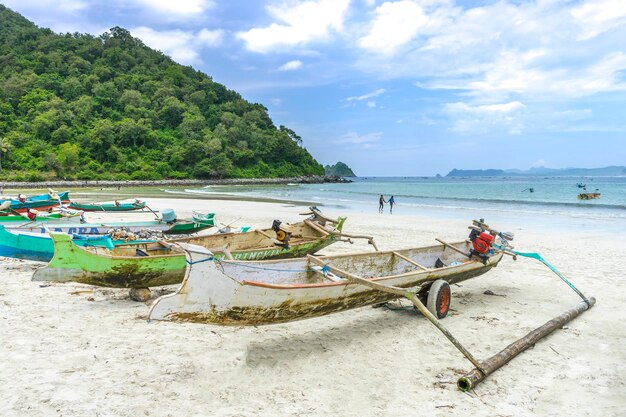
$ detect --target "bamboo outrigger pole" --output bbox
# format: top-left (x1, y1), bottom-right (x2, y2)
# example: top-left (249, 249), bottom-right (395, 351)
top-left (457, 296), bottom-right (596, 391)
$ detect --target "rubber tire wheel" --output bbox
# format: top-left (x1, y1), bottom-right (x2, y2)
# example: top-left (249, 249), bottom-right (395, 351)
top-left (426, 279), bottom-right (451, 319)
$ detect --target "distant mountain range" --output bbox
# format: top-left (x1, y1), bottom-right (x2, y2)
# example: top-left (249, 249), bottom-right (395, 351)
top-left (446, 166), bottom-right (626, 177)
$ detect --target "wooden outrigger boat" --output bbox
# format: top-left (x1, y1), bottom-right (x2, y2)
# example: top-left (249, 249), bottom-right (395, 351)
top-left (148, 240), bottom-right (502, 325)
top-left (6, 211), bottom-right (215, 235)
top-left (0, 190), bottom-right (70, 213)
top-left (32, 209), bottom-right (371, 298)
top-left (68, 199), bottom-right (148, 212)
top-left (148, 219), bottom-right (596, 392)
top-left (0, 210), bottom-right (83, 223)
top-left (0, 224), bottom-right (153, 262)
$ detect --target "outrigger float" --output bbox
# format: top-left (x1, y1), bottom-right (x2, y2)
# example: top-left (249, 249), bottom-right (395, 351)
top-left (148, 219), bottom-right (595, 391)
top-left (32, 208), bottom-right (375, 300)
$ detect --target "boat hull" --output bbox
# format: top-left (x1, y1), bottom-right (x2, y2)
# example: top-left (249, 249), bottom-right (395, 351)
top-left (1, 191), bottom-right (70, 213)
top-left (32, 228), bottom-right (336, 287)
top-left (7, 219), bottom-right (211, 235)
top-left (148, 243), bottom-right (503, 325)
top-left (0, 212), bottom-right (82, 223)
top-left (0, 225), bottom-right (153, 262)
top-left (68, 201), bottom-right (147, 211)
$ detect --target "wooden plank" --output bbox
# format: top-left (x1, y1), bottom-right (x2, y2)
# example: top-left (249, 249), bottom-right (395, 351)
top-left (435, 238), bottom-right (470, 258)
top-left (392, 251), bottom-right (429, 270)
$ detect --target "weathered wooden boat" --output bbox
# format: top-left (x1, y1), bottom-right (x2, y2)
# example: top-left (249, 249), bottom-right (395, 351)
top-left (0, 190), bottom-right (70, 213)
top-left (0, 225), bottom-right (153, 262)
top-left (147, 238), bottom-right (503, 325)
top-left (577, 192), bottom-right (600, 200)
top-left (68, 199), bottom-right (147, 212)
top-left (32, 214), bottom-right (354, 289)
top-left (5, 211), bottom-right (215, 235)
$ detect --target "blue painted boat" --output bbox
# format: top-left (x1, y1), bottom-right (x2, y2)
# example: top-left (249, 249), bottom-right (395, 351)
top-left (0, 191), bottom-right (70, 213)
top-left (0, 224), bottom-right (154, 262)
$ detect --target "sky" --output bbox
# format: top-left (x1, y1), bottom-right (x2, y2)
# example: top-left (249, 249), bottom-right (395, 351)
top-left (2, 0), bottom-right (626, 176)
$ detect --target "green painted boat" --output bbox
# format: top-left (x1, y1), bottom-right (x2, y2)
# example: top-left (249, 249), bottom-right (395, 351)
top-left (32, 212), bottom-right (354, 290)
top-left (0, 212), bottom-right (77, 223)
top-left (68, 200), bottom-right (147, 212)
top-left (7, 212), bottom-right (215, 235)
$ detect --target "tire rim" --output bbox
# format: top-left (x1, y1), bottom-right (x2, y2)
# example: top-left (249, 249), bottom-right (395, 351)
top-left (438, 286), bottom-right (451, 317)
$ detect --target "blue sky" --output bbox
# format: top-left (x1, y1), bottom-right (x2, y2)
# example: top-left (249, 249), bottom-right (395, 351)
top-left (3, 0), bottom-right (626, 176)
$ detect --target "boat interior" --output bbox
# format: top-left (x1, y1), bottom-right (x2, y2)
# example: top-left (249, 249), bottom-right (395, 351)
top-left (81, 221), bottom-right (328, 257)
top-left (214, 241), bottom-right (475, 286)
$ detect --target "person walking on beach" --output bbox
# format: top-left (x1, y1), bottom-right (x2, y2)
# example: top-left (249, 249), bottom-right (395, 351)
top-left (388, 195), bottom-right (395, 214)
top-left (379, 195), bottom-right (386, 213)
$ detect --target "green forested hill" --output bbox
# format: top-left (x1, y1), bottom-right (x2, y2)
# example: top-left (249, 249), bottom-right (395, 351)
top-left (0, 5), bottom-right (324, 181)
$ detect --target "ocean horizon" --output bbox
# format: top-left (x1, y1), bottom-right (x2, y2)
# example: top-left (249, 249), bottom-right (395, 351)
top-left (173, 176), bottom-right (626, 235)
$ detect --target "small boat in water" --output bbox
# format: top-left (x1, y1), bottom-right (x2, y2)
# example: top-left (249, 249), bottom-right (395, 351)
top-left (577, 192), bottom-right (601, 200)
top-left (68, 199), bottom-right (147, 212)
top-left (148, 239), bottom-right (503, 325)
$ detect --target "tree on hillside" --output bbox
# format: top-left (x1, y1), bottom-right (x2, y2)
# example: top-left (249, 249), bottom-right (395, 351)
top-left (0, 137), bottom-right (12, 172)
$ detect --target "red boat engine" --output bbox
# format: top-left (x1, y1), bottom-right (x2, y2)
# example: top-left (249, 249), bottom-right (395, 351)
top-left (469, 228), bottom-right (495, 259)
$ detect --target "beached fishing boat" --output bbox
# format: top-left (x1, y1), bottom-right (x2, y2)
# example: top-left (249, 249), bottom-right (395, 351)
top-left (31, 212), bottom-right (358, 290)
top-left (6, 211), bottom-right (215, 235)
top-left (0, 210), bottom-right (83, 223)
top-left (148, 239), bottom-right (503, 325)
top-left (68, 199), bottom-right (147, 212)
top-left (0, 225), bottom-right (153, 262)
top-left (0, 190), bottom-right (70, 213)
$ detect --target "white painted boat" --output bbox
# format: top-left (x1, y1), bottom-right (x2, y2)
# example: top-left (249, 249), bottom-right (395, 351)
top-left (148, 240), bottom-right (503, 325)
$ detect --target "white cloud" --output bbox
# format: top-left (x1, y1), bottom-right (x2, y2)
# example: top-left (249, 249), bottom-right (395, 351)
top-left (131, 26), bottom-right (223, 65)
top-left (237, 0), bottom-right (350, 53)
top-left (134, 0), bottom-right (215, 16)
top-left (358, 0), bottom-right (430, 53)
top-left (366, 101), bottom-right (376, 108)
top-left (355, 0), bottom-right (626, 107)
top-left (4, 0), bottom-right (87, 13)
top-left (443, 101), bottom-right (526, 134)
top-left (571, 0), bottom-right (626, 40)
top-left (346, 88), bottom-right (386, 101)
top-left (197, 29), bottom-right (224, 47)
top-left (337, 131), bottom-right (383, 146)
top-left (278, 60), bottom-right (304, 71)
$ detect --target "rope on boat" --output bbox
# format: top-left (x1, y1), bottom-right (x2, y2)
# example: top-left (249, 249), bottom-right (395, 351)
top-left (186, 257), bottom-right (214, 265)
top-left (214, 259), bottom-right (311, 273)
top-left (495, 244), bottom-right (590, 304)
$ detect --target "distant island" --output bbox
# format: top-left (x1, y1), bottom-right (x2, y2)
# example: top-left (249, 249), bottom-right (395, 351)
top-left (324, 162), bottom-right (355, 177)
top-left (447, 166), bottom-right (626, 177)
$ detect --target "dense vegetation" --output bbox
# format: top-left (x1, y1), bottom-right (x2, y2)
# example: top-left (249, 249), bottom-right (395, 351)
top-left (0, 5), bottom-right (324, 181)
top-left (324, 161), bottom-right (355, 177)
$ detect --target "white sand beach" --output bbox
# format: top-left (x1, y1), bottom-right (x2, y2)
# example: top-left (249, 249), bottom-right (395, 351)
top-left (1, 197), bottom-right (624, 417)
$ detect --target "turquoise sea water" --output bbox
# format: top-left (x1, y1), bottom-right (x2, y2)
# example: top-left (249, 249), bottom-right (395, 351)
top-left (180, 177), bottom-right (626, 234)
